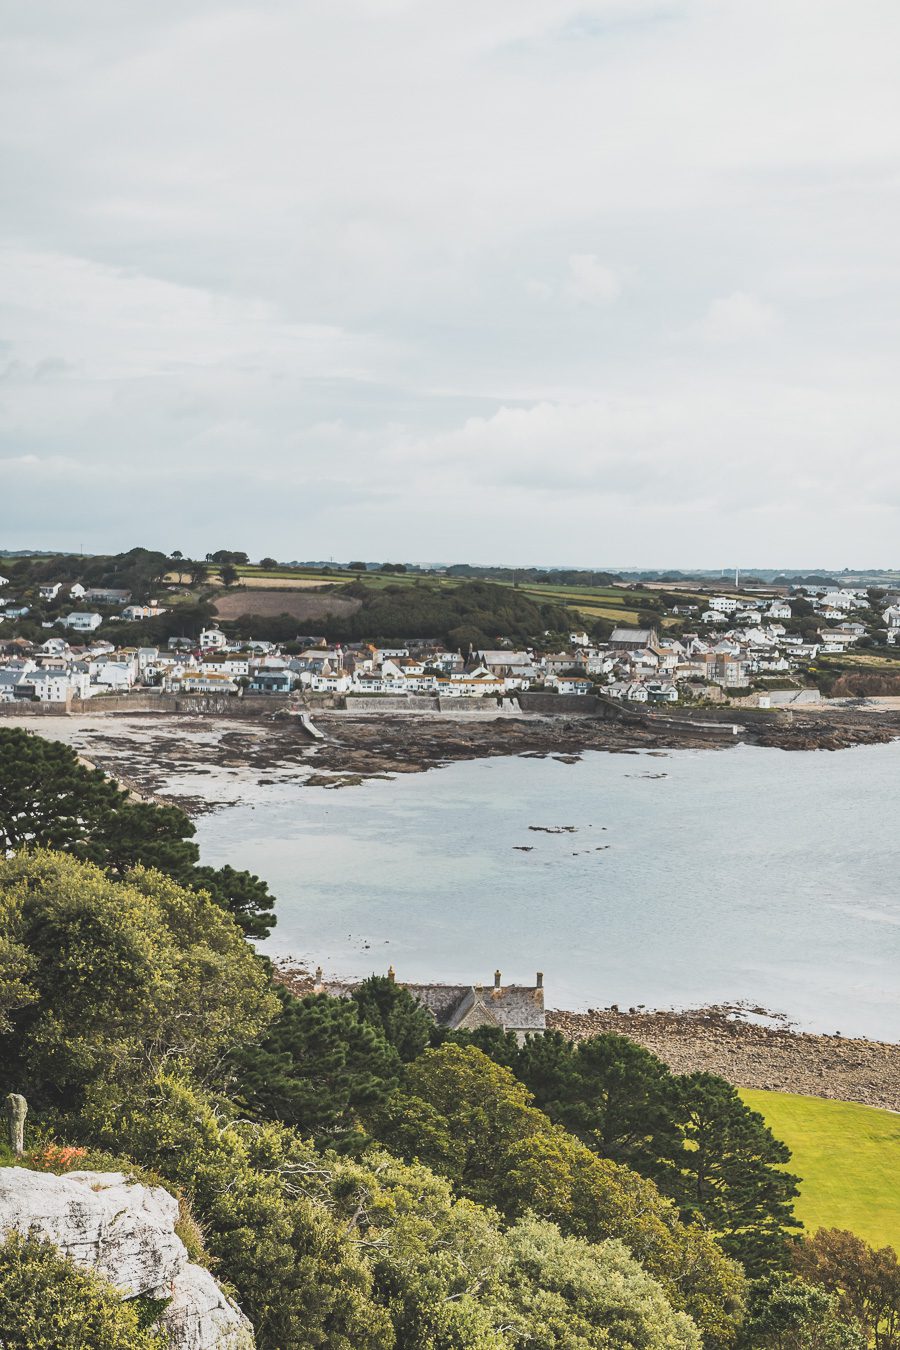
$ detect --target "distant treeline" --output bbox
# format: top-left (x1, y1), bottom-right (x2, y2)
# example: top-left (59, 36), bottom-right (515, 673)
top-left (1, 547), bottom-right (171, 602)
top-left (227, 580), bottom-right (575, 648)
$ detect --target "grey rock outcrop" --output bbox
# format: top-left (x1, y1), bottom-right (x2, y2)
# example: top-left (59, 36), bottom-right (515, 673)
top-left (0, 1167), bottom-right (253, 1349)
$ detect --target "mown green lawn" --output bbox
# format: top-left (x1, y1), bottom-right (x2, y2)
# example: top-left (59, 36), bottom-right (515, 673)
top-left (740, 1089), bottom-right (900, 1250)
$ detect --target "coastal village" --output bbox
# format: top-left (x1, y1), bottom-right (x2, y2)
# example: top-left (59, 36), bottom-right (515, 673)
top-left (1, 569), bottom-right (899, 708)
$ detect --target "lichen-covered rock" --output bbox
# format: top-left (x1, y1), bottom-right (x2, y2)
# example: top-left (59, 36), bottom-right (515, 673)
top-left (165, 1264), bottom-right (255, 1350)
top-left (0, 1169), bottom-right (184, 1295)
top-left (0, 1167), bottom-right (254, 1349)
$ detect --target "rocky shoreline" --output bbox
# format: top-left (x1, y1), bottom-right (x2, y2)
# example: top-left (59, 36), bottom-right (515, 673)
top-left (548, 1006), bottom-right (900, 1112)
top-left (4, 705), bottom-right (899, 805)
top-left (276, 963), bottom-right (900, 1109)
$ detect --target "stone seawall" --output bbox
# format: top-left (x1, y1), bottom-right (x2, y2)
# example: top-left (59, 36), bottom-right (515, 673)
top-left (518, 692), bottom-right (602, 714)
top-left (0, 692), bottom-right (340, 717)
top-left (341, 695), bottom-right (430, 711)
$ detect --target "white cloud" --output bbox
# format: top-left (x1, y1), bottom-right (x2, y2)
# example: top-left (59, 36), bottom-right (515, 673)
top-left (564, 254), bottom-right (623, 305)
top-left (695, 292), bottom-right (780, 344)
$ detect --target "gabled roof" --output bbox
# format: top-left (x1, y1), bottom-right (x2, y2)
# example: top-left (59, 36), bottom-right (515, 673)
top-left (404, 981), bottom-right (546, 1032)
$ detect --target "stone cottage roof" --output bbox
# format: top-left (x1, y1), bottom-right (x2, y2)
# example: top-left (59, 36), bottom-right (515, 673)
top-left (318, 971), bottom-right (546, 1036)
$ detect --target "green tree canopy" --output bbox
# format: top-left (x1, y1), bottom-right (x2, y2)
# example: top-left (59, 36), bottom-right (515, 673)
top-left (459, 1029), bottom-right (800, 1277)
top-left (793, 1228), bottom-right (900, 1349)
top-left (0, 729), bottom-right (276, 937)
top-left (677, 1072), bottom-right (801, 1274)
top-left (514, 1030), bottom-right (684, 1185)
top-left (377, 1045), bottom-right (745, 1344)
top-left (737, 1275), bottom-right (865, 1350)
top-left (83, 1073), bottom-right (395, 1350)
top-left (0, 852), bottom-right (276, 1110)
top-left (497, 1217), bottom-right (700, 1350)
top-left (352, 974), bottom-right (435, 1061)
top-left (230, 986), bottom-right (401, 1138)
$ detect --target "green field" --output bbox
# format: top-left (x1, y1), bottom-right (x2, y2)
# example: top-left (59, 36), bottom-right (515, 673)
top-left (162, 562), bottom-right (715, 633)
top-left (741, 1089), bottom-right (900, 1250)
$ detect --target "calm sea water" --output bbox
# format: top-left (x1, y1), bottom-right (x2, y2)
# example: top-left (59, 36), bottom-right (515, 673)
top-left (195, 743), bottom-right (900, 1041)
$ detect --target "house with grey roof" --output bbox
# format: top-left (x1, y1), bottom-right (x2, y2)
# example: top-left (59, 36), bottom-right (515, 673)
top-left (64, 611), bottom-right (103, 632)
top-left (316, 968), bottom-right (547, 1044)
top-left (404, 970), bottom-right (546, 1042)
top-left (609, 626), bottom-right (659, 650)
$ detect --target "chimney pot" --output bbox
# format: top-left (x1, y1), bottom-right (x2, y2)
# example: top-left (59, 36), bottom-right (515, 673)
top-left (314, 966), bottom-right (323, 985)
top-left (536, 971), bottom-right (543, 989)
top-left (387, 965), bottom-right (395, 983)
top-left (494, 969), bottom-right (502, 989)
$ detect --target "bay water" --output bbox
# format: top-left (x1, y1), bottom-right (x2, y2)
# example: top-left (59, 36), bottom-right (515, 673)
top-left (195, 742), bottom-right (900, 1040)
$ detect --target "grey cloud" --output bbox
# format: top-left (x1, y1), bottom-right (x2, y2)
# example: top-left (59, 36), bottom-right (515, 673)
top-left (1, 1), bottom-right (900, 563)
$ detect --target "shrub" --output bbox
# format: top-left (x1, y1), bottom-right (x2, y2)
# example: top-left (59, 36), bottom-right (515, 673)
top-left (0, 1230), bottom-right (163, 1349)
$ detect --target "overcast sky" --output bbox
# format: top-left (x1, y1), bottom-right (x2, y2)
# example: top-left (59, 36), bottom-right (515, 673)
top-left (3, 1), bottom-right (900, 568)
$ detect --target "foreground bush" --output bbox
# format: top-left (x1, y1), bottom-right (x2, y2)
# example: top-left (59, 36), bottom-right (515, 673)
top-left (83, 1073), bottom-right (394, 1350)
top-left (378, 1044), bottom-right (746, 1344)
top-left (0, 1230), bottom-right (163, 1350)
top-left (84, 1071), bottom-right (705, 1350)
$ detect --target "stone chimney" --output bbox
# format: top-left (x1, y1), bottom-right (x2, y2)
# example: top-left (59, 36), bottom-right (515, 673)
top-left (494, 969), bottom-right (502, 989)
top-left (387, 965), bottom-right (395, 983)
top-left (314, 966), bottom-right (323, 991)
top-left (536, 971), bottom-right (543, 989)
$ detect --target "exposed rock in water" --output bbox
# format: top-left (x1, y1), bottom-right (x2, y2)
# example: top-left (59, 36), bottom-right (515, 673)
top-left (0, 1167), bottom-right (254, 1349)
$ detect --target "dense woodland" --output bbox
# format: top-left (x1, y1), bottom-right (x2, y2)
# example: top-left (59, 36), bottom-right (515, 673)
top-left (1, 727), bottom-right (898, 1347)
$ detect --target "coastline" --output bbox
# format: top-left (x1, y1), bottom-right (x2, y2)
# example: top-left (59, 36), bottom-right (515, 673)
top-left (549, 1006), bottom-right (900, 1112)
top-left (7, 713), bottom-right (897, 1101)
top-left (3, 704), bottom-right (899, 807)
top-left (276, 962), bottom-right (900, 1110)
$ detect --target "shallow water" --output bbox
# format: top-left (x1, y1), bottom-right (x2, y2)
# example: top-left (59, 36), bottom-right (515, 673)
top-left (194, 742), bottom-right (900, 1040)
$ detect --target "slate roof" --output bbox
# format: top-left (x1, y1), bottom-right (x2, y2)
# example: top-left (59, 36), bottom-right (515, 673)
top-left (321, 976), bottom-right (546, 1034)
top-left (609, 627), bottom-right (656, 646)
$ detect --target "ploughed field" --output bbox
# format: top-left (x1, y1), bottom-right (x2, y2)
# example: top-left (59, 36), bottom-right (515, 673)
top-left (212, 588), bottom-right (362, 620)
top-left (741, 1089), bottom-right (900, 1251)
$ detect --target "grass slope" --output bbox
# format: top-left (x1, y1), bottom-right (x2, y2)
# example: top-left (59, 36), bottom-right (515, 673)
top-left (740, 1089), bottom-right (900, 1251)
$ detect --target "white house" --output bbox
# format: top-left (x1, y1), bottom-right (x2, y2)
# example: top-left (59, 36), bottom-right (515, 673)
top-left (550, 676), bottom-right (593, 695)
top-left (83, 588), bottom-right (132, 605)
top-left (65, 612), bottom-right (103, 632)
top-left (300, 670), bottom-right (352, 693)
top-left (200, 657), bottom-right (249, 677)
top-left (38, 583), bottom-right (62, 601)
top-left (708, 596), bottom-right (739, 613)
top-left (122, 604), bottom-right (168, 621)
top-left (0, 575), bottom-right (9, 587)
top-left (29, 669), bottom-right (80, 702)
top-left (434, 675), bottom-right (505, 697)
top-left (39, 637), bottom-right (69, 657)
top-left (883, 605), bottom-right (900, 629)
top-left (68, 583), bottom-right (86, 600)
top-left (767, 602), bottom-right (792, 620)
top-left (199, 626), bottom-right (227, 649)
top-left (175, 672), bottom-right (239, 694)
top-left (646, 681), bottom-right (679, 703)
top-left (701, 609), bottom-right (728, 624)
top-left (821, 591), bottom-right (864, 612)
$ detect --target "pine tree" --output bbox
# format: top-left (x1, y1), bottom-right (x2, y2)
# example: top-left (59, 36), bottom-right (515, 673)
top-left (677, 1072), bottom-right (801, 1274)
top-left (230, 988), bottom-right (401, 1137)
top-left (351, 974), bottom-right (434, 1061)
